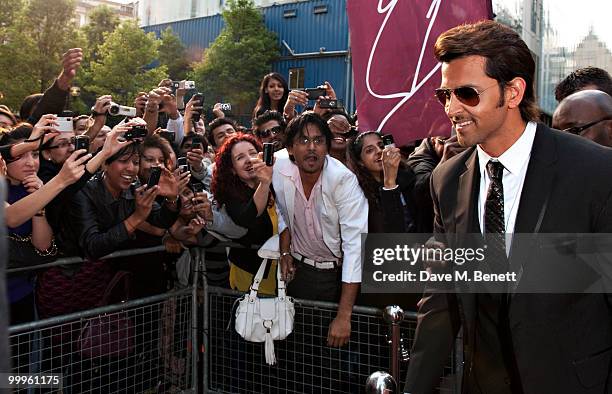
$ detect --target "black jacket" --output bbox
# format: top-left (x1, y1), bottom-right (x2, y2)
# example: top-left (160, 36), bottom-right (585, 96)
top-left (225, 189), bottom-right (274, 276)
top-left (27, 79), bottom-right (68, 124)
top-left (38, 159), bottom-right (96, 256)
top-left (404, 124), bottom-right (612, 394)
top-left (406, 138), bottom-right (440, 233)
top-left (69, 174), bottom-right (179, 260)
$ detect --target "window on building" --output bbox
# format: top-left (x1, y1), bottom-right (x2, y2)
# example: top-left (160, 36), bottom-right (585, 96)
top-left (289, 68), bottom-right (305, 90)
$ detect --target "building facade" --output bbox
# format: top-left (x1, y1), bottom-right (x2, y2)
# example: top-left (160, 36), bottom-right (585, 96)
top-left (136, 0), bottom-right (302, 26)
top-left (75, 0), bottom-right (137, 27)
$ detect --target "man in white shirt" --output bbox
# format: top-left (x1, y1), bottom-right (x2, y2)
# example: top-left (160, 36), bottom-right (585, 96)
top-left (273, 112), bottom-right (368, 347)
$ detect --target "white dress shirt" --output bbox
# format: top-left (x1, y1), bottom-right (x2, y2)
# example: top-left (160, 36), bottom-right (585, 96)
top-left (477, 121), bottom-right (537, 252)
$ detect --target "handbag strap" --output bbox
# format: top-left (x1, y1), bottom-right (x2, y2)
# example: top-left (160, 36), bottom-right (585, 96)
top-left (249, 259), bottom-right (287, 299)
top-left (99, 270), bottom-right (132, 306)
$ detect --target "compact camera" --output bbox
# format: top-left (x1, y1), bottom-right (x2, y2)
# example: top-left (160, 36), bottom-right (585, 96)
top-left (219, 103), bottom-right (231, 112)
top-left (124, 125), bottom-right (147, 140)
top-left (56, 111), bottom-right (74, 133)
top-left (172, 80), bottom-right (196, 91)
top-left (303, 87), bottom-right (327, 101)
top-left (108, 102), bottom-right (137, 117)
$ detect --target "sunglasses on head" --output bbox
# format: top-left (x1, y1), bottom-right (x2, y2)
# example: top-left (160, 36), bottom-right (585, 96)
top-left (562, 116), bottom-right (612, 135)
top-left (434, 83), bottom-right (498, 107)
top-left (256, 125), bottom-right (282, 138)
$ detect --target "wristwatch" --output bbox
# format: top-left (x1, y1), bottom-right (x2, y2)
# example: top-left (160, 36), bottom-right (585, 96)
top-left (281, 252), bottom-right (291, 257)
top-left (90, 107), bottom-right (106, 117)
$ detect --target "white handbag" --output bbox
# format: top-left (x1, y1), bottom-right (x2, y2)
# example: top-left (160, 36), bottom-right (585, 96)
top-left (234, 234), bottom-right (295, 365)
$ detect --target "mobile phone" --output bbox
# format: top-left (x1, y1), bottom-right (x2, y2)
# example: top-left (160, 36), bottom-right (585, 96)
top-left (303, 87), bottom-right (327, 101)
top-left (147, 166), bottom-right (162, 189)
top-left (191, 135), bottom-right (203, 149)
top-left (177, 157), bottom-right (190, 173)
top-left (159, 130), bottom-right (176, 143)
top-left (124, 125), bottom-right (147, 140)
top-left (192, 93), bottom-right (204, 122)
top-left (74, 135), bottom-right (90, 156)
top-left (190, 181), bottom-right (205, 194)
top-left (319, 99), bottom-right (339, 109)
top-left (263, 142), bottom-right (274, 166)
top-left (382, 134), bottom-right (396, 148)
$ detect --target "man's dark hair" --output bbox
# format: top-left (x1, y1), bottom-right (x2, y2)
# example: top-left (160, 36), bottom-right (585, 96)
top-left (555, 67), bottom-right (612, 102)
top-left (206, 117), bottom-right (237, 147)
top-left (434, 20), bottom-right (540, 122)
top-left (253, 110), bottom-right (286, 131)
top-left (19, 94), bottom-right (43, 121)
top-left (285, 111), bottom-right (333, 152)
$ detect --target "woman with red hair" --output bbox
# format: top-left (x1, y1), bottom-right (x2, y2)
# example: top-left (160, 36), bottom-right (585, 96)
top-left (211, 133), bottom-right (279, 294)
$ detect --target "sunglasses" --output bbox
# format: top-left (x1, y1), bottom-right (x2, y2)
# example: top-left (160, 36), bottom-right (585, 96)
top-left (562, 116), bottom-right (612, 135)
top-left (434, 84), bottom-right (498, 107)
top-left (256, 125), bottom-right (282, 138)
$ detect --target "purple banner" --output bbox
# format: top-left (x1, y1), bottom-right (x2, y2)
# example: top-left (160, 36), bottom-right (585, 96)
top-left (347, 0), bottom-right (492, 146)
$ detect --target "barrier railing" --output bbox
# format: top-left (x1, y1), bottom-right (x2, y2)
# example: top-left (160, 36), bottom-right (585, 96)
top-left (196, 245), bottom-right (460, 394)
top-left (8, 244), bottom-right (461, 393)
top-left (8, 245), bottom-right (198, 394)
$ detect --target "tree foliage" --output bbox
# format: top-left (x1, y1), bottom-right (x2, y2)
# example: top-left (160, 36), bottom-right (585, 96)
top-left (87, 21), bottom-right (167, 105)
top-left (158, 27), bottom-right (190, 80)
top-left (190, 0), bottom-right (279, 112)
top-left (0, 0), bottom-right (80, 110)
top-left (82, 6), bottom-right (120, 63)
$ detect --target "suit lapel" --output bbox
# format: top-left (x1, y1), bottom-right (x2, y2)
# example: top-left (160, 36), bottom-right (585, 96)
top-left (455, 147), bottom-right (480, 235)
top-left (508, 124), bottom-right (557, 297)
top-left (512, 124), bottom-right (557, 235)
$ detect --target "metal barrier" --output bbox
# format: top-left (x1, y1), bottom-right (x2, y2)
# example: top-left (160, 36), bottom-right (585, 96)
top-left (202, 285), bottom-right (460, 394)
top-left (8, 246), bottom-right (198, 394)
top-left (7, 244), bottom-right (461, 393)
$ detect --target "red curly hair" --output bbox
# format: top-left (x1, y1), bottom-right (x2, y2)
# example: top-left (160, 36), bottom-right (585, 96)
top-left (211, 133), bottom-right (263, 206)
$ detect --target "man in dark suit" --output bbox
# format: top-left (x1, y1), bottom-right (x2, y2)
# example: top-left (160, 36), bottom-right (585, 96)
top-left (404, 21), bottom-right (612, 394)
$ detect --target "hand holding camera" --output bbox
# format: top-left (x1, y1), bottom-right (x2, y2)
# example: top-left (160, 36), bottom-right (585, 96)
top-left (252, 152), bottom-right (273, 185)
top-left (133, 184), bottom-right (159, 222)
top-left (381, 144), bottom-right (401, 189)
top-left (101, 126), bottom-right (133, 159)
top-left (92, 95), bottom-right (112, 117)
top-left (212, 102), bottom-right (229, 119)
top-left (157, 166), bottom-right (179, 198)
top-left (31, 114), bottom-right (61, 144)
top-left (57, 149), bottom-right (91, 187)
top-left (134, 92), bottom-right (149, 117)
top-left (186, 148), bottom-right (204, 172)
top-left (192, 192), bottom-right (213, 222)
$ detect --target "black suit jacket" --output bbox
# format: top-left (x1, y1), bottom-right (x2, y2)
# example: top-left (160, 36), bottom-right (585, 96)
top-left (404, 124), bottom-right (612, 394)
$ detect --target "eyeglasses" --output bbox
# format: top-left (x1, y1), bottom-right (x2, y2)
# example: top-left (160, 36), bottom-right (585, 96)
top-left (47, 139), bottom-right (75, 150)
top-left (296, 136), bottom-right (326, 146)
top-left (256, 126), bottom-right (282, 138)
top-left (562, 116), bottom-right (612, 135)
top-left (434, 84), bottom-right (498, 107)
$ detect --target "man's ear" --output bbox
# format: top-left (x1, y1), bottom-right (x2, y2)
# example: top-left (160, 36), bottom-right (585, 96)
top-left (505, 77), bottom-right (526, 110)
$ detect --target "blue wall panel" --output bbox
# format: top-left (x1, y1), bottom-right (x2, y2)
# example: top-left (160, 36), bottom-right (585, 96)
top-left (142, 0), bottom-right (352, 111)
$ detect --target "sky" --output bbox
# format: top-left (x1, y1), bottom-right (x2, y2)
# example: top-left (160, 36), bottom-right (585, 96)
top-left (495, 0), bottom-right (612, 49)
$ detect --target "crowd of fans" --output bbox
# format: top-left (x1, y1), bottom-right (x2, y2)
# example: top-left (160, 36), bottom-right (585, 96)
top-left (1, 19), bottom-right (612, 391)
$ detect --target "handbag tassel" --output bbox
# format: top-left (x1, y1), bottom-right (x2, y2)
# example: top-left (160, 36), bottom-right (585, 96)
top-left (264, 328), bottom-right (276, 365)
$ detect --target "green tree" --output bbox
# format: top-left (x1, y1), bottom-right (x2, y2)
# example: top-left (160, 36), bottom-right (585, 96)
top-left (0, 0), bottom-right (80, 110)
top-left (87, 20), bottom-right (167, 104)
top-left (23, 0), bottom-right (81, 92)
top-left (158, 27), bottom-right (190, 80)
top-left (190, 0), bottom-right (279, 113)
top-left (82, 5), bottom-right (120, 63)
